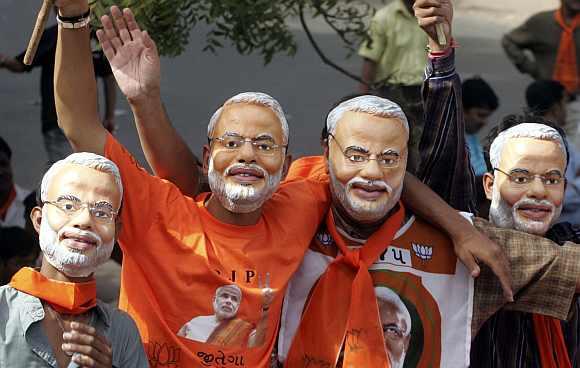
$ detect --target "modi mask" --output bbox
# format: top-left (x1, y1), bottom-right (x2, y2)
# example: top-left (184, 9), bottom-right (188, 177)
top-left (37, 156), bottom-right (122, 278)
top-left (325, 96), bottom-right (409, 224)
top-left (486, 124), bottom-right (567, 236)
top-left (206, 95), bottom-right (288, 214)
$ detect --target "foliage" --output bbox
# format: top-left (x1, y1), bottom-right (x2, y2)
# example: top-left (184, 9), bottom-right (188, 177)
top-left (89, 0), bottom-right (378, 63)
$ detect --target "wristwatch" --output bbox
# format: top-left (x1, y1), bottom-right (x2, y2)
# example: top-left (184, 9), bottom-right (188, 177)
top-left (57, 9), bottom-right (91, 29)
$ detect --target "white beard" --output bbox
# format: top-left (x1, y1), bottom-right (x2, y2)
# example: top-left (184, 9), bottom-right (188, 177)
top-left (329, 164), bottom-right (402, 223)
top-left (489, 183), bottom-right (562, 236)
top-left (207, 157), bottom-right (283, 213)
top-left (39, 207), bottom-right (115, 277)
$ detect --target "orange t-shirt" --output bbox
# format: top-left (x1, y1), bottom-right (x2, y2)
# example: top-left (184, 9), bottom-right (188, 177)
top-left (104, 135), bottom-right (329, 367)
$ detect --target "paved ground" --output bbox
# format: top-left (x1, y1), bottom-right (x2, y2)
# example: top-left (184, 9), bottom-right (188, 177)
top-left (0, 0), bottom-right (560, 188)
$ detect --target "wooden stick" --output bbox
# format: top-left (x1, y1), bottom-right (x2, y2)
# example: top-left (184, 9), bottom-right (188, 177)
top-left (23, 0), bottom-right (54, 65)
top-left (435, 23), bottom-right (447, 47)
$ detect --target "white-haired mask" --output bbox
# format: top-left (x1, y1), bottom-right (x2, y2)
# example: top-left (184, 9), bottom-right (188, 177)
top-left (326, 95), bottom-right (408, 223)
top-left (38, 153), bottom-right (122, 277)
top-left (206, 92), bottom-right (288, 214)
top-left (487, 123), bottom-right (567, 236)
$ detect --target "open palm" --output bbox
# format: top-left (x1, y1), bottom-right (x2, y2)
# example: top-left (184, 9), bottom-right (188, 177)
top-left (96, 6), bottom-right (160, 101)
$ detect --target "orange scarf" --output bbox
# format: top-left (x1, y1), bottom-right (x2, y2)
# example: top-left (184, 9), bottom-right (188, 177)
top-left (532, 314), bottom-right (571, 368)
top-left (0, 186), bottom-right (16, 221)
top-left (553, 9), bottom-right (580, 94)
top-left (10, 267), bottom-right (97, 315)
top-left (285, 203), bottom-right (404, 368)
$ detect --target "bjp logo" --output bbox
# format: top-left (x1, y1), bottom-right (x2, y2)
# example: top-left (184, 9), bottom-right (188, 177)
top-left (148, 341), bottom-right (181, 367)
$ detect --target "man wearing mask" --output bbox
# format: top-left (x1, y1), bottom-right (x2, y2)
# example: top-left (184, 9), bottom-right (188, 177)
top-left (278, 2), bottom-right (580, 366)
top-left (470, 122), bottom-right (580, 367)
top-left (410, 1), bottom-right (580, 366)
top-left (0, 153), bottom-right (147, 367)
top-left (54, 2), bottom-right (334, 366)
top-left (54, 1), bottom-right (512, 366)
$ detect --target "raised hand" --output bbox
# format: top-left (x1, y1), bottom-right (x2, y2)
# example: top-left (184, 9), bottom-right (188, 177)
top-left (96, 6), bottom-right (161, 103)
top-left (413, 0), bottom-right (453, 50)
top-left (62, 321), bottom-right (113, 368)
top-left (258, 272), bottom-right (275, 313)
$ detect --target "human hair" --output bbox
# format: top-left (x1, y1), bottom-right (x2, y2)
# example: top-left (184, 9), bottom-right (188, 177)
top-left (40, 152), bottom-right (123, 204)
top-left (0, 136), bottom-right (11, 160)
top-left (462, 76), bottom-right (499, 111)
top-left (526, 80), bottom-right (566, 115)
top-left (0, 226), bottom-right (39, 261)
top-left (487, 118), bottom-right (568, 170)
top-left (325, 95), bottom-right (409, 139)
top-left (207, 92), bottom-right (289, 144)
top-left (375, 286), bottom-right (411, 336)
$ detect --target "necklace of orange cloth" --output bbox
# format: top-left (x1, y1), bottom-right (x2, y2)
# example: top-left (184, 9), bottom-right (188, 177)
top-left (285, 202), bottom-right (404, 368)
top-left (532, 314), bottom-right (572, 368)
top-left (0, 186), bottom-right (16, 221)
top-left (9, 267), bottom-right (97, 315)
top-left (553, 8), bottom-right (580, 94)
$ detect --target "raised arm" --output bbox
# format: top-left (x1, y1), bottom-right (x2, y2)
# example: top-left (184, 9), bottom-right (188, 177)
top-left (54, 0), bottom-right (106, 154)
top-left (413, 0), bottom-right (478, 214)
top-left (96, 7), bottom-right (200, 196)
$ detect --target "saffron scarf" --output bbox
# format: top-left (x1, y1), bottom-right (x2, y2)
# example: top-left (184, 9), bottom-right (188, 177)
top-left (10, 267), bottom-right (97, 315)
top-left (553, 9), bottom-right (580, 93)
top-left (532, 314), bottom-right (572, 368)
top-left (285, 203), bottom-right (404, 368)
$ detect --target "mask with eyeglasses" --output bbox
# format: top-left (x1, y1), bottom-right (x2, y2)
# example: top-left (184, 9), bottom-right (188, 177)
top-left (43, 195), bottom-right (118, 223)
top-left (209, 134), bottom-right (287, 156)
top-left (493, 168), bottom-right (565, 186)
top-left (329, 133), bottom-right (401, 168)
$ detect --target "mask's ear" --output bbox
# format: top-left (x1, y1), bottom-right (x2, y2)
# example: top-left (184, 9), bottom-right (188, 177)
top-left (30, 206), bottom-right (42, 234)
top-left (202, 145), bottom-right (211, 176)
top-left (281, 154), bottom-right (293, 181)
top-left (483, 172), bottom-right (495, 200)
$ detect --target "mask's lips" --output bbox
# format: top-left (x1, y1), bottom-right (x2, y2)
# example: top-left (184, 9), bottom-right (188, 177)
top-left (517, 204), bottom-right (553, 221)
top-left (228, 167), bottom-right (265, 183)
top-left (351, 182), bottom-right (387, 200)
top-left (60, 232), bottom-right (98, 251)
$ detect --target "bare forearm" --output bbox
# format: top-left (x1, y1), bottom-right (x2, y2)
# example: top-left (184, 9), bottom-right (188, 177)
top-left (129, 98), bottom-right (200, 196)
top-left (54, 7), bottom-right (106, 154)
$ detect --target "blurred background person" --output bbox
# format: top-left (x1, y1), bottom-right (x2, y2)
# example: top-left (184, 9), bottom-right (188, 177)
top-left (358, 0), bottom-right (427, 172)
top-left (0, 136), bottom-right (36, 233)
top-left (0, 11), bottom-right (117, 164)
top-left (463, 77), bottom-right (500, 177)
top-left (503, 0), bottom-right (580, 145)
top-left (0, 226), bottom-right (39, 285)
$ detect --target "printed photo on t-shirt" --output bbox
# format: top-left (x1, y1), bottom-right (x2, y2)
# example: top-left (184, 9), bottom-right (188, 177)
top-left (177, 282), bottom-right (272, 348)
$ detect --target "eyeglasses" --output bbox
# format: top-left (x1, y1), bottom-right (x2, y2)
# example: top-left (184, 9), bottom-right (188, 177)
top-left (43, 196), bottom-right (118, 223)
top-left (328, 134), bottom-right (401, 168)
top-left (493, 168), bottom-right (565, 187)
top-left (209, 134), bottom-right (287, 156)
